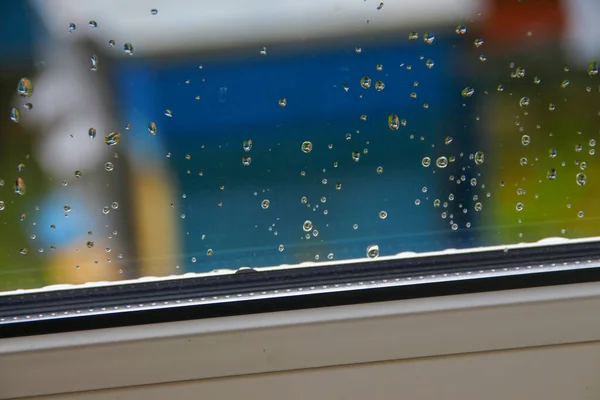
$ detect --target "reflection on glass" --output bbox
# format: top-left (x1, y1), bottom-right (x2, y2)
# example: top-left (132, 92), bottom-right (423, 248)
top-left (0, 0), bottom-right (599, 292)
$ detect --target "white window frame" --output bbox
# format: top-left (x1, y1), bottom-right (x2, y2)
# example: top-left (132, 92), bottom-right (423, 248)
top-left (2, 281), bottom-right (600, 399)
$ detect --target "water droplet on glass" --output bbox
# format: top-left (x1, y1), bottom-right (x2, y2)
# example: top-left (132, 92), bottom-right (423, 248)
top-left (241, 156), bottom-right (251, 166)
top-left (436, 156), bottom-right (448, 168)
top-left (207, 249), bottom-right (214, 256)
top-left (479, 55), bottom-right (487, 62)
top-left (547, 168), bottom-right (557, 180)
top-left (68, 22), bottom-right (76, 33)
top-left (516, 202), bottom-right (524, 211)
top-left (20, 248), bottom-right (28, 255)
top-left (576, 172), bottom-right (587, 186)
top-left (423, 33), bottom-right (435, 44)
top-left (461, 86), bottom-right (475, 98)
top-left (105, 132), bottom-right (121, 146)
top-left (147, 121), bottom-right (157, 135)
top-left (10, 108), bottom-right (20, 123)
top-left (520, 157), bottom-right (528, 166)
top-left (14, 178), bottom-right (25, 195)
top-left (408, 31), bottom-right (419, 40)
top-left (422, 157), bottom-right (431, 167)
top-left (519, 97), bottom-right (530, 107)
top-left (366, 244), bottom-right (379, 258)
top-left (24, 103), bottom-right (32, 110)
top-left (549, 148), bottom-right (557, 158)
top-left (64, 205), bottom-right (71, 212)
top-left (88, 20), bottom-right (98, 29)
top-left (379, 210), bottom-right (387, 219)
top-left (473, 38), bottom-right (484, 47)
top-left (124, 43), bottom-right (134, 55)
top-left (111, 201), bottom-right (119, 209)
top-left (0, 201), bottom-right (4, 211)
top-left (377, 2), bottom-right (384, 10)
top-left (376, 63), bottom-right (383, 71)
top-left (374, 80), bottom-right (385, 91)
top-left (351, 151), bottom-right (361, 162)
top-left (561, 80), bottom-right (570, 88)
top-left (590, 139), bottom-right (596, 147)
top-left (425, 59), bottom-right (434, 69)
top-left (102, 206), bottom-right (110, 214)
top-left (259, 46), bottom-right (267, 56)
top-left (105, 162), bottom-right (114, 171)
top-left (588, 60), bottom-right (598, 76)
top-left (376, 166), bottom-right (384, 174)
top-left (360, 76), bottom-right (372, 89)
top-left (301, 141), bottom-right (313, 153)
top-left (474, 151), bottom-right (484, 165)
top-left (109, 39), bottom-right (116, 47)
top-left (455, 24), bottom-right (467, 35)
top-left (388, 114), bottom-right (399, 130)
top-left (578, 211), bottom-right (585, 218)
top-left (74, 170), bottom-right (82, 178)
top-left (521, 134), bottom-right (531, 146)
top-left (278, 98), bottom-right (287, 107)
top-left (90, 54), bottom-right (98, 71)
top-left (151, 8), bottom-right (158, 15)
top-left (303, 220), bottom-right (313, 232)
top-left (17, 78), bottom-right (33, 97)
top-left (86, 241), bottom-right (94, 248)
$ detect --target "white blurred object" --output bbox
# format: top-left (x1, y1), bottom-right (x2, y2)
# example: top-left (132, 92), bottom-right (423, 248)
top-left (31, 0), bottom-right (481, 56)
top-left (563, 0), bottom-right (600, 65)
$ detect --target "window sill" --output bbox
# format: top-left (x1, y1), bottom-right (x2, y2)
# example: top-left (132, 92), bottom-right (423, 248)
top-left (2, 281), bottom-right (600, 399)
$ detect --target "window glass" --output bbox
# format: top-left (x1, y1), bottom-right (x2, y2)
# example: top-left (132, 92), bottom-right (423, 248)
top-left (1, 0), bottom-right (599, 293)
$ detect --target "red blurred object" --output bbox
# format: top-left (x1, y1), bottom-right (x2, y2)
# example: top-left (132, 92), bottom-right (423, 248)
top-left (483, 0), bottom-right (565, 48)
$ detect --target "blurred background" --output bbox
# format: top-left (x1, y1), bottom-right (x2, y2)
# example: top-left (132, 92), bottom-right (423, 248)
top-left (0, 0), bottom-right (599, 292)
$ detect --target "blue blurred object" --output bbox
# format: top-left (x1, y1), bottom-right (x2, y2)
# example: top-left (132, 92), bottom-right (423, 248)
top-left (117, 37), bottom-right (476, 272)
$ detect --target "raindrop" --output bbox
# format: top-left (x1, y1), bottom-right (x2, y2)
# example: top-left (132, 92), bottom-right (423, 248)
top-left (90, 54), bottom-right (98, 71)
top-left (548, 103), bottom-right (555, 111)
top-left (436, 156), bottom-right (448, 168)
top-left (497, 85), bottom-right (504, 92)
top-left (375, 80), bottom-right (385, 91)
top-left (575, 144), bottom-right (583, 152)
top-left (561, 80), bottom-right (570, 88)
top-left (519, 97), bottom-right (530, 107)
top-left (425, 59), bottom-right (434, 69)
top-left (576, 172), bottom-right (587, 186)
top-left (547, 168), bottom-right (557, 180)
top-left (590, 139), bottom-right (596, 147)
top-left (105, 132), bottom-right (121, 146)
top-left (301, 141), bottom-right (313, 153)
top-left (278, 244), bottom-right (285, 252)
top-left (533, 76), bottom-right (541, 84)
top-left (207, 249), bottom-right (213, 256)
top-left (351, 151), bottom-right (361, 162)
top-left (474, 151), bottom-right (484, 165)
top-left (278, 98), bottom-right (287, 107)
top-left (105, 162), bottom-right (114, 171)
top-left (14, 178), bottom-right (25, 195)
top-left (461, 86), bottom-right (475, 97)
top-left (366, 244), bottom-right (380, 258)
top-left (474, 202), bottom-right (483, 211)
top-left (578, 211), bottom-right (585, 218)
top-left (242, 156), bottom-right (251, 166)
top-left (455, 24), bottom-right (467, 35)
top-left (388, 114), bottom-right (399, 130)
top-left (89, 20), bottom-right (97, 29)
top-left (86, 241), bottom-right (94, 248)
top-left (360, 76), bottom-right (372, 89)
top-left (10, 108), bottom-right (19, 123)
top-left (376, 63), bottom-right (383, 71)
top-left (25, 103), bottom-right (32, 110)
top-left (303, 220), bottom-right (313, 232)
top-left (521, 135), bottom-right (531, 146)
top-left (376, 166), bottom-right (384, 174)
top-left (588, 60), bottom-right (598, 76)
top-left (88, 127), bottom-right (97, 139)
top-left (109, 39), bottom-right (116, 47)
top-left (423, 33), bottom-right (435, 44)
top-left (68, 22), bottom-right (76, 33)
top-left (164, 109), bottom-right (172, 117)
top-left (515, 67), bottom-right (526, 78)
top-left (422, 157), bottom-right (431, 167)
top-left (124, 43), bottom-right (134, 55)
top-left (111, 201), bottom-right (119, 209)
top-left (377, 2), bottom-right (384, 10)
top-left (549, 148), bottom-right (557, 158)
top-left (151, 9), bottom-right (158, 15)
top-left (147, 122), bottom-right (157, 135)
top-left (479, 55), bottom-right (487, 62)
top-left (0, 201), bottom-right (4, 211)
top-left (74, 170), bottom-right (82, 178)
top-left (243, 139), bottom-right (253, 151)
top-left (516, 202), bottom-right (524, 211)
top-left (473, 38), bottom-right (484, 47)
top-left (17, 78), bottom-right (33, 97)
top-left (379, 210), bottom-right (388, 219)
top-left (520, 157), bottom-right (528, 166)
top-left (64, 205), bottom-right (71, 212)
top-left (408, 32), bottom-right (418, 40)
top-left (259, 46), bottom-right (267, 55)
